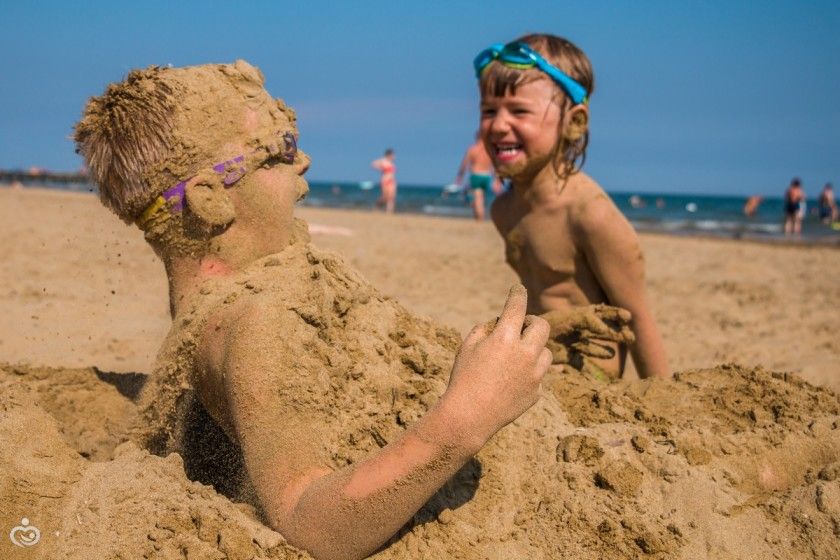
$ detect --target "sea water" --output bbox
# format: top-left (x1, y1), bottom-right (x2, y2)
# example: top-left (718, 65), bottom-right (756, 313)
top-left (14, 177), bottom-right (839, 243)
top-left (303, 181), bottom-right (839, 242)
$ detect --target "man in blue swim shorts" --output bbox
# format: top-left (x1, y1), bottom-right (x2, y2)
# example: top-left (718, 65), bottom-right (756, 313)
top-left (454, 132), bottom-right (501, 220)
top-left (470, 172), bottom-right (493, 192)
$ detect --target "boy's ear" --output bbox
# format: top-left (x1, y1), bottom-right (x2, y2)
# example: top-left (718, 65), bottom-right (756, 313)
top-left (183, 171), bottom-right (235, 228)
top-left (564, 105), bottom-right (589, 142)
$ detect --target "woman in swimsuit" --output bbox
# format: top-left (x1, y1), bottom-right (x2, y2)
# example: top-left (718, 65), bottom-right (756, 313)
top-left (372, 148), bottom-right (397, 213)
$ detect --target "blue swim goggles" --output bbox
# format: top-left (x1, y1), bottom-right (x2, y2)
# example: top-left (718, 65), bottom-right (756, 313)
top-left (473, 42), bottom-right (589, 106)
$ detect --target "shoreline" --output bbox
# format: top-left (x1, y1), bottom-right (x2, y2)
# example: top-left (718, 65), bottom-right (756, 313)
top-left (7, 183), bottom-right (838, 248)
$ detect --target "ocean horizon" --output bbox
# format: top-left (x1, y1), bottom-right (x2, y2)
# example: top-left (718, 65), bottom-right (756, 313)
top-left (7, 177), bottom-right (839, 244)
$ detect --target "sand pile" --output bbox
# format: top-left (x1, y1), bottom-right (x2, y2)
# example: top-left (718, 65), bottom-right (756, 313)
top-left (2, 242), bottom-right (839, 559)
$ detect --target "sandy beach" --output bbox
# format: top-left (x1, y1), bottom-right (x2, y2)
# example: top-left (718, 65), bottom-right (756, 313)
top-left (3, 187), bottom-right (837, 391)
top-left (2, 186), bottom-right (839, 559)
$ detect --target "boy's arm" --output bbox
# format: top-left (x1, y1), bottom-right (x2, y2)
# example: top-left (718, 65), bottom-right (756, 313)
top-left (223, 287), bottom-right (550, 560)
top-left (576, 195), bottom-right (670, 379)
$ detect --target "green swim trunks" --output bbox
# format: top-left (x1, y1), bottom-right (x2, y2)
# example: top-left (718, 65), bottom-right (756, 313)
top-left (469, 173), bottom-right (492, 191)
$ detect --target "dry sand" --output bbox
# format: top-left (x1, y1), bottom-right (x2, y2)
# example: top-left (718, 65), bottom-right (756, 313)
top-left (1, 186), bottom-right (839, 559)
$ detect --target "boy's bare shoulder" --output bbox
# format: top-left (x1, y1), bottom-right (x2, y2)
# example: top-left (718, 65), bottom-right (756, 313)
top-left (567, 174), bottom-right (625, 234)
top-left (213, 288), bottom-right (300, 349)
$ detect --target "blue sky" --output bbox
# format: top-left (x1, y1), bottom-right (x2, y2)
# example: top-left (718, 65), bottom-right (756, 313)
top-left (1, 1), bottom-right (838, 196)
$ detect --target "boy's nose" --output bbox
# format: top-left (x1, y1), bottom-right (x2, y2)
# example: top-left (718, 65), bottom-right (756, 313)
top-left (488, 112), bottom-right (511, 135)
top-left (295, 151), bottom-right (311, 175)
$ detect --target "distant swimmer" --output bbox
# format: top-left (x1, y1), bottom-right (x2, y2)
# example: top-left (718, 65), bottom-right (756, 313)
top-left (454, 132), bottom-right (500, 221)
top-left (629, 195), bottom-right (645, 208)
top-left (743, 195), bottom-right (763, 217)
top-left (685, 202), bottom-right (698, 213)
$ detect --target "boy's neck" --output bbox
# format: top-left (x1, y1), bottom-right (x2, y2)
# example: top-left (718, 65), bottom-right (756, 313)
top-left (510, 164), bottom-right (573, 206)
top-left (164, 231), bottom-right (268, 317)
top-left (164, 253), bottom-right (236, 318)
top-left (162, 222), bottom-right (301, 317)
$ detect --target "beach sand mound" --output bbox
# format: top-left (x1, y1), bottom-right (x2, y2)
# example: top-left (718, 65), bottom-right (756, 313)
top-left (2, 244), bottom-right (839, 559)
top-left (3, 365), bottom-right (838, 558)
top-left (0, 365), bottom-right (308, 560)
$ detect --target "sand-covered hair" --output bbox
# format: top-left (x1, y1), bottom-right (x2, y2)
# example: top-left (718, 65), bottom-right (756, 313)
top-left (75, 67), bottom-right (178, 223)
top-left (480, 33), bottom-right (595, 179)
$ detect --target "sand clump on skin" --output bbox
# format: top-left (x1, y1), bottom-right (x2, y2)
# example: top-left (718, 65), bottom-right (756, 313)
top-left (2, 238), bottom-right (840, 559)
top-left (75, 60), bottom-right (308, 262)
top-left (76, 60), bottom-right (302, 223)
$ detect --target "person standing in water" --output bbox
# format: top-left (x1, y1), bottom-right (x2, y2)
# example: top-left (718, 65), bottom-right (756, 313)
top-left (783, 178), bottom-right (805, 235)
top-left (818, 182), bottom-right (837, 224)
top-left (454, 132), bottom-right (501, 221)
top-left (371, 148), bottom-right (397, 213)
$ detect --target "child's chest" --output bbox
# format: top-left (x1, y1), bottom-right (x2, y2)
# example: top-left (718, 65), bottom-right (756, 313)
top-left (503, 208), bottom-right (579, 280)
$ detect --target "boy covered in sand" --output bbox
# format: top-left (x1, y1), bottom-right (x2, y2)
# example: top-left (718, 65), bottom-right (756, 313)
top-left (74, 61), bottom-right (631, 559)
top-left (477, 34), bottom-right (670, 379)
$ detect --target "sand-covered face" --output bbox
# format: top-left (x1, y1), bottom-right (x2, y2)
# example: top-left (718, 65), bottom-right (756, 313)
top-left (139, 61), bottom-right (309, 257)
top-left (144, 60), bottom-right (299, 191)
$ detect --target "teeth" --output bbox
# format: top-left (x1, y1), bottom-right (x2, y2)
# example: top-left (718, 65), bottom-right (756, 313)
top-left (496, 145), bottom-right (521, 154)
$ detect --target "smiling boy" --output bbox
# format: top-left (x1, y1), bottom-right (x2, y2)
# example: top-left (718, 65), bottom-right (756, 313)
top-left (478, 35), bottom-right (670, 379)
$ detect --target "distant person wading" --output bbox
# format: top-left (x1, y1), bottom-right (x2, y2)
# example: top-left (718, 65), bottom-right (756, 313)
top-left (783, 177), bottom-right (805, 236)
top-left (818, 183), bottom-right (837, 224)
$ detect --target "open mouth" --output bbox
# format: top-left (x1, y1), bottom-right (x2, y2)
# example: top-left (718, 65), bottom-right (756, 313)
top-left (494, 143), bottom-right (523, 162)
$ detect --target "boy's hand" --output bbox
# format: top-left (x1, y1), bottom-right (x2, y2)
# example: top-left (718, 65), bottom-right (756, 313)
top-left (440, 285), bottom-right (552, 451)
top-left (540, 304), bottom-right (635, 366)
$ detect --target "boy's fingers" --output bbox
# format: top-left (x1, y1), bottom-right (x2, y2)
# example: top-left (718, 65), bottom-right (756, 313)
top-left (620, 327), bottom-right (636, 344)
top-left (546, 340), bottom-right (569, 364)
top-left (594, 306), bottom-right (633, 337)
top-left (597, 305), bottom-right (632, 324)
top-left (463, 321), bottom-right (492, 346)
top-left (521, 314), bottom-right (550, 347)
top-left (582, 316), bottom-right (612, 338)
top-left (495, 284), bottom-right (528, 337)
top-left (571, 340), bottom-right (616, 359)
top-left (538, 347), bottom-right (553, 370)
top-left (581, 324), bottom-right (624, 342)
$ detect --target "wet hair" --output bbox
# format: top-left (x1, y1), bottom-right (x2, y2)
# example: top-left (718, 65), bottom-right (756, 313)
top-left (74, 67), bottom-right (178, 223)
top-left (479, 33), bottom-right (594, 180)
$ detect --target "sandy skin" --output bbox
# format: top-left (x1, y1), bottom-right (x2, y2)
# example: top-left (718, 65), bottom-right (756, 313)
top-left (482, 73), bottom-right (669, 380)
